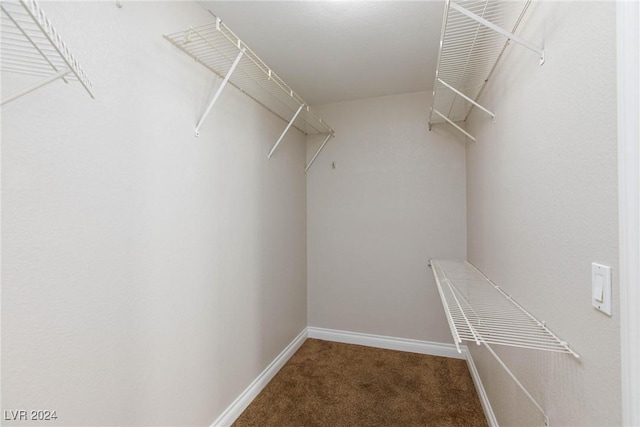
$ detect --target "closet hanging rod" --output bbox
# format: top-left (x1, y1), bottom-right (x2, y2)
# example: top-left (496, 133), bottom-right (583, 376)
top-left (0, 0), bottom-right (94, 105)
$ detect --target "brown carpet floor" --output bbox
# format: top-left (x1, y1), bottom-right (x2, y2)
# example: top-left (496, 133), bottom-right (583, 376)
top-left (233, 338), bottom-right (488, 427)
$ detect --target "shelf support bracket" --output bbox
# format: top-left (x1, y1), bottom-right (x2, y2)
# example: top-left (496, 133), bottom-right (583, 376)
top-left (438, 78), bottom-right (495, 121)
top-left (268, 103), bottom-right (304, 159)
top-left (483, 343), bottom-right (550, 426)
top-left (450, 2), bottom-right (545, 65)
top-left (194, 49), bottom-right (244, 137)
top-left (305, 132), bottom-right (335, 172)
top-left (1, 68), bottom-right (71, 106)
top-left (431, 108), bottom-right (477, 142)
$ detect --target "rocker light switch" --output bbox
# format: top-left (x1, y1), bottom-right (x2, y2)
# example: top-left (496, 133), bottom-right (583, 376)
top-left (592, 263), bottom-right (611, 316)
top-left (593, 275), bottom-right (604, 302)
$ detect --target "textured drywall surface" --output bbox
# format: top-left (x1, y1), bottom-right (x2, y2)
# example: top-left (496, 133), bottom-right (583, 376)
top-left (1, 2), bottom-right (307, 426)
top-left (307, 91), bottom-right (466, 342)
top-left (465, 2), bottom-right (620, 425)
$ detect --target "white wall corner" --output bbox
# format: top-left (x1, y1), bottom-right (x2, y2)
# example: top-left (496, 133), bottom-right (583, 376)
top-left (464, 347), bottom-right (499, 427)
top-left (306, 327), bottom-right (465, 359)
top-left (617, 1), bottom-right (640, 426)
top-left (210, 328), bottom-right (308, 427)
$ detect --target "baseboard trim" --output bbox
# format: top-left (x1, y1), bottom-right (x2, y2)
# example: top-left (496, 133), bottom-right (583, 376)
top-left (464, 347), bottom-right (498, 427)
top-left (211, 328), bottom-right (308, 427)
top-left (307, 326), bottom-right (465, 360)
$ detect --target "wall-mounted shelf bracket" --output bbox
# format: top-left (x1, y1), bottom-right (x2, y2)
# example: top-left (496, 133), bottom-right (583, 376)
top-left (437, 78), bottom-right (495, 122)
top-left (268, 103), bottom-right (304, 159)
top-left (1, 0), bottom-right (94, 105)
top-left (450, 2), bottom-right (544, 66)
top-left (305, 131), bottom-right (335, 172)
top-left (194, 48), bottom-right (244, 137)
top-left (484, 342), bottom-right (550, 426)
top-left (430, 108), bottom-right (477, 142)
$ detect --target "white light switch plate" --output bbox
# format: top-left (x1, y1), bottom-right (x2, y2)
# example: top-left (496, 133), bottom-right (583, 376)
top-left (592, 263), bottom-right (612, 316)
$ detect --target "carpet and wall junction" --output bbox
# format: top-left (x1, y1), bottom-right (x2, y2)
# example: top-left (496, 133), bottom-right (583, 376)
top-left (233, 339), bottom-right (488, 426)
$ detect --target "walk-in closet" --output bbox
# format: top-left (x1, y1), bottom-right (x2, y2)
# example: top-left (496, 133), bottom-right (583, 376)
top-left (2, 1), bottom-right (639, 426)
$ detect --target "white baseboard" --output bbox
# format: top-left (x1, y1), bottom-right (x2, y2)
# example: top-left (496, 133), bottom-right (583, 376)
top-left (464, 347), bottom-right (498, 427)
top-left (307, 326), bottom-right (465, 360)
top-left (211, 328), bottom-right (308, 427)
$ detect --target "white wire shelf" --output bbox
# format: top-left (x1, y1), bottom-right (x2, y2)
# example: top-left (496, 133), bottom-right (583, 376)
top-left (428, 0), bottom-right (543, 141)
top-left (1, 0), bottom-right (94, 105)
top-left (431, 259), bottom-right (579, 357)
top-left (431, 259), bottom-right (578, 425)
top-left (164, 16), bottom-right (334, 165)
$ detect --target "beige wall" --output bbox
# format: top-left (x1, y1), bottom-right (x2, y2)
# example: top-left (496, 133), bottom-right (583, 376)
top-left (465, 2), bottom-right (620, 425)
top-left (306, 91), bottom-right (467, 342)
top-left (1, 2), bottom-right (307, 425)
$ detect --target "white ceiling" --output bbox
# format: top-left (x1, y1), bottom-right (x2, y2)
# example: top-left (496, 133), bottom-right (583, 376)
top-left (198, 1), bottom-right (445, 106)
